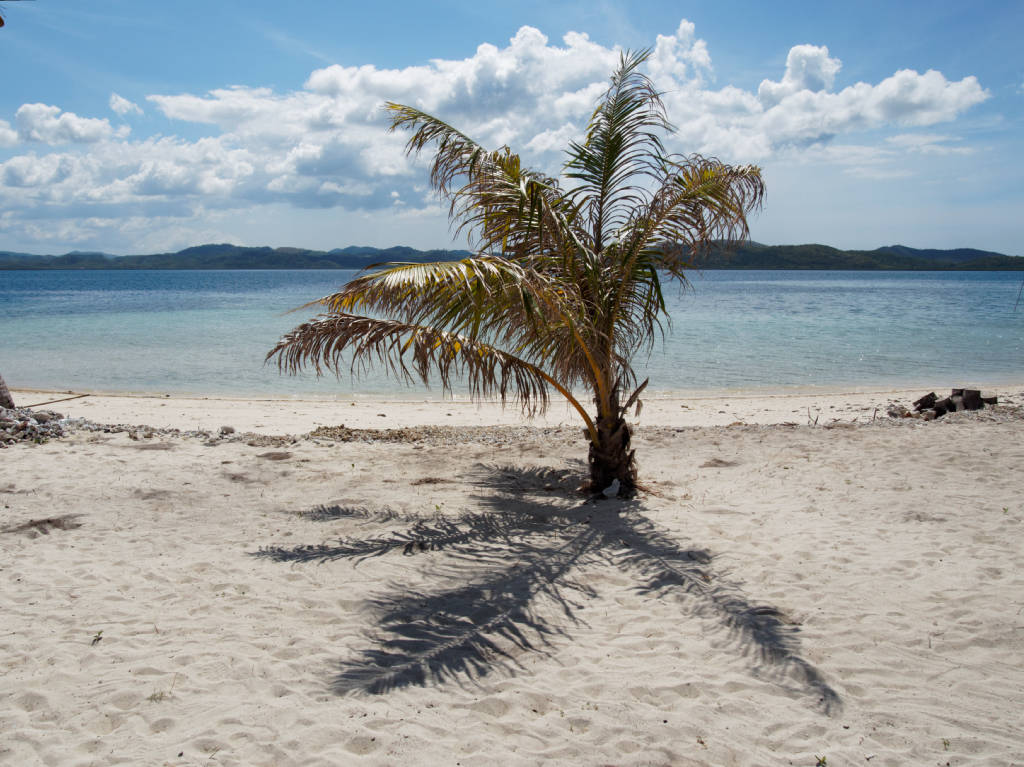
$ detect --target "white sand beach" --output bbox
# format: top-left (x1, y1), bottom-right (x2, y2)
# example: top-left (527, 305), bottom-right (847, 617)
top-left (2, 385), bottom-right (1024, 766)
top-left (7, 384), bottom-right (1002, 432)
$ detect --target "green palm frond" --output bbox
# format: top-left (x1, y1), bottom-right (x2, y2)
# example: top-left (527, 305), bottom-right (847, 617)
top-left (453, 150), bottom-right (583, 261)
top-left (565, 49), bottom-right (671, 251)
top-left (387, 103), bottom-right (588, 264)
top-left (657, 156), bottom-right (765, 253)
top-left (318, 256), bottom-right (554, 330)
top-left (385, 104), bottom-right (487, 199)
top-left (600, 156), bottom-right (765, 357)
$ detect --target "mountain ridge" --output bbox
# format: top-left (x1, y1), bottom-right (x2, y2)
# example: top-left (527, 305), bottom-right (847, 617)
top-left (1, 242), bottom-right (1021, 270)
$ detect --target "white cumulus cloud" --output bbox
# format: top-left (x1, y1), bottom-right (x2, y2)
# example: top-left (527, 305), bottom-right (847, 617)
top-left (660, 44), bottom-right (986, 159)
top-left (109, 93), bottom-right (143, 117)
top-left (14, 103), bottom-right (127, 144)
top-left (0, 118), bottom-right (17, 147)
top-left (758, 45), bottom-right (842, 107)
top-left (0, 19), bottom-right (993, 252)
top-left (648, 19), bottom-right (712, 85)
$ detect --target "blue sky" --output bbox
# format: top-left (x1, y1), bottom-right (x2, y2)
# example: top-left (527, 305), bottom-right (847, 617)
top-left (1, 0), bottom-right (1021, 255)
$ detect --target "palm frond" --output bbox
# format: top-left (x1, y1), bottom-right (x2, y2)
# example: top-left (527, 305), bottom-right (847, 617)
top-left (311, 257), bottom-right (611, 411)
top-left (387, 103), bottom-right (589, 265)
top-left (452, 150), bottom-right (586, 262)
top-left (597, 157), bottom-right (765, 359)
top-left (385, 103), bottom-right (488, 199)
top-left (317, 256), bottom-right (555, 335)
top-left (267, 313), bottom-right (556, 412)
top-left (564, 48), bottom-right (672, 250)
top-left (659, 156), bottom-right (765, 251)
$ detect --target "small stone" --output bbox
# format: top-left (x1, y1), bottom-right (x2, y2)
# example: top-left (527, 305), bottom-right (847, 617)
top-left (219, 425), bottom-right (235, 435)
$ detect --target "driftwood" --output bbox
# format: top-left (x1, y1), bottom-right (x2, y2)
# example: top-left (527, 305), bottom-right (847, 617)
top-left (913, 392), bottom-right (937, 411)
top-left (910, 388), bottom-right (995, 420)
top-left (0, 373), bottom-right (14, 410)
top-left (955, 389), bottom-right (984, 410)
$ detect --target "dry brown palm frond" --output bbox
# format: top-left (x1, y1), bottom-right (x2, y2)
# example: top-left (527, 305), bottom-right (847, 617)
top-left (310, 256), bottom-right (610, 395)
top-left (268, 314), bottom-right (547, 414)
top-left (385, 103), bottom-right (484, 200)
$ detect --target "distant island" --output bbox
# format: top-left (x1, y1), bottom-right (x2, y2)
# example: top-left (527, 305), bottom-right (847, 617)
top-left (1, 242), bottom-right (1021, 270)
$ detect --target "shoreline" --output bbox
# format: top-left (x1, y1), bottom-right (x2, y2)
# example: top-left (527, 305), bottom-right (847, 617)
top-left (11, 382), bottom-right (1024, 433)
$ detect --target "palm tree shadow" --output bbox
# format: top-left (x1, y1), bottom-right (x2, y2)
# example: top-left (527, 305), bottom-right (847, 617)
top-left (251, 462), bottom-right (840, 712)
top-left (609, 513), bottom-right (841, 714)
top-left (332, 525), bottom-right (599, 694)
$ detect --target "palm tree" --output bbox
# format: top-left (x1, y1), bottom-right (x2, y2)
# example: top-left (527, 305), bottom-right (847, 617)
top-left (268, 50), bottom-right (764, 496)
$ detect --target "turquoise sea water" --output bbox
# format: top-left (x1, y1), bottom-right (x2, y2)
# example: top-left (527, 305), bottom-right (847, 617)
top-left (1, 269), bottom-right (1022, 397)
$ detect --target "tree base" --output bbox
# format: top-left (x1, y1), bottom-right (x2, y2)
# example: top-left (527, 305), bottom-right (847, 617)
top-left (587, 416), bottom-right (637, 497)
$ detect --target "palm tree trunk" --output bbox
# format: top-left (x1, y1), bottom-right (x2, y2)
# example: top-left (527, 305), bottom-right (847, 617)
top-left (587, 413), bottom-right (637, 496)
top-left (0, 372), bottom-right (14, 409)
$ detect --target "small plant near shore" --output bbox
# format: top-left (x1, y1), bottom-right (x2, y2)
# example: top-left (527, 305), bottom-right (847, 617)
top-left (815, 756), bottom-right (827, 766)
top-left (90, 630), bottom-right (103, 646)
top-left (942, 738), bottom-right (950, 750)
top-left (148, 673), bottom-right (179, 702)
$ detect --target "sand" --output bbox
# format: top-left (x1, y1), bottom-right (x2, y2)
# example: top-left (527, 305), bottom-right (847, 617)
top-left (8, 384), bottom-right (994, 433)
top-left (2, 385), bottom-right (1024, 766)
